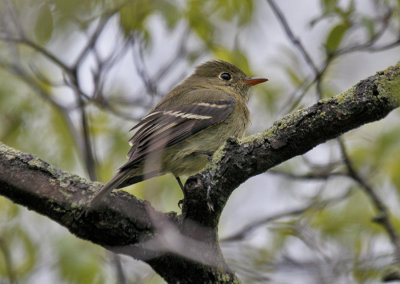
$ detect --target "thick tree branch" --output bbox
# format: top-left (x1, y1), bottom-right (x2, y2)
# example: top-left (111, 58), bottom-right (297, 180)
top-left (0, 63), bottom-right (399, 283)
top-left (0, 144), bottom-right (237, 283)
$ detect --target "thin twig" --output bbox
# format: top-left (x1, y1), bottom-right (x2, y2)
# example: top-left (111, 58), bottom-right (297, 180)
top-left (91, 36), bottom-right (132, 101)
top-left (132, 39), bottom-right (159, 100)
top-left (0, 36), bottom-right (72, 75)
top-left (0, 62), bottom-right (83, 158)
top-left (338, 138), bottom-right (400, 261)
top-left (72, 12), bottom-right (114, 70)
top-left (266, 0), bottom-right (325, 101)
top-left (333, 7), bottom-right (393, 57)
top-left (266, 0), bottom-right (319, 76)
top-left (77, 95), bottom-right (97, 181)
top-left (152, 26), bottom-right (190, 82)
top-left (268, 169), bottom-right (348, 181)
top-left (221, 189), bottom-right (353, 243)
top-left (281, 76), bottom-right (315, 114)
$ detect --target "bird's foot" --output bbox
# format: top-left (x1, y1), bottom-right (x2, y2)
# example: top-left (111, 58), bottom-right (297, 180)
top-left (194, 150), bottom-right (214, 162)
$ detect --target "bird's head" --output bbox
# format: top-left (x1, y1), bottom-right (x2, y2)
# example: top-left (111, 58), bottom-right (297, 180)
top-left (190, 60), bottom-right (268, 97)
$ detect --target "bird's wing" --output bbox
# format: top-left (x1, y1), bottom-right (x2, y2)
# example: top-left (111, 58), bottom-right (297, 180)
top-left (120, 89), bottom-right (235, 171)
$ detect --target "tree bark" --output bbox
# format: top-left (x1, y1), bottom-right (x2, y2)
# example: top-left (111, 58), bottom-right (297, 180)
top-left (0, 63), bottom-right (399, 283)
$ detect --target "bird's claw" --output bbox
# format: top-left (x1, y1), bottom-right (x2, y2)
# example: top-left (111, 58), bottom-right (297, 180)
top-left (195, 150), bottom-right (214, 162)
top-left (178, 199), bottom-right (184, 209)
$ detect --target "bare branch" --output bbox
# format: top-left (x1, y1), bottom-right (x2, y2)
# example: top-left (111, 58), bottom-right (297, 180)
top-left (72, 13), bottom-right (114, 70)
top-left (266, 0), bottom-right (319, 76)
top-left (132, 39), bottom-right (159, 101)
top-left (221, 189), bottom-right (352, 242)
top-left (0, 36), bottom-right (72, 75)
top-left (338, 138), bottom-right (400, 261)
top-left (76, 96), bottom-right (97, 181)
top-left (268, 169), bottom-right (348, 181)
top-left (333, 7), bottom-right (395, 56)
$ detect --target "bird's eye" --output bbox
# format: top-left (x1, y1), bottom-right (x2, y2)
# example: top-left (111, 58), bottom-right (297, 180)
top-left (220, 73), bottom-right (231, 81)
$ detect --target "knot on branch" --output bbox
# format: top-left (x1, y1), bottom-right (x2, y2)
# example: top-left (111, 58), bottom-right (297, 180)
top-left (181, 175), bottom-right (219, 227)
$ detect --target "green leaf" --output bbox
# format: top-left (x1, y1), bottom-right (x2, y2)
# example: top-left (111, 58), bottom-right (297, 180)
top-left (34, 3), bottom-right (53, 44)
top-left (48, 107), bottom-right (77, 170)
top-left (56, 237), bottom-right (105, 284)
top-left (157, 1), bottom-right (181, 29)
top-left (214, 0), bottom-right (254, 25)
top-left (13, 228), bottom-right (37, 276)
top-left (320, 0), bottom-right (338, 13)
top-left (361, 17), bottom-right (375, 40)
top-left (119, 0), bottom-right (153, 36)
top-left (0, 227), bottom-right (37, 278)
top-left (185, 1), bottom-right (214, 46)
top-left (212, 45), bottom-right (250, 74)
top-left (285, 67), bottom-right (303, 87)
top-left (325, 23), bottom-right (348, 53)
top-left (310, 190), bottom-right (381, 243)
top-left (0, 198), bottom-right (19, 220)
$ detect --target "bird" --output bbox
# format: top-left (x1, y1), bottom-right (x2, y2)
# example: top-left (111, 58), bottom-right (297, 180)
top-left (88, 60), bottom-right (267, 208)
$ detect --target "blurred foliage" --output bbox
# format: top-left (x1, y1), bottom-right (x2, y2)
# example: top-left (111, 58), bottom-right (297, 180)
top-left (55, 237), bottom-right (106, 284)
top-left (310, 190), bottom-right (381, 242)
top-left (0, 198), bottom-right (36, 282)
top-left (350, 125), bottom-right (400, 192)
top-left (34, 2), bottom-right (54, 44)
top-left (0, 0), bottom-right (400, 283)
top-left (325, 22), bottom-right (349, 52)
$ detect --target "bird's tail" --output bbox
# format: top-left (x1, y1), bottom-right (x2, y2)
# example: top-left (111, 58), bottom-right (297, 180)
top-left (88, 169), bottom-right (164, 209)
top-left (88, 171), bottom-right (128, 208)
